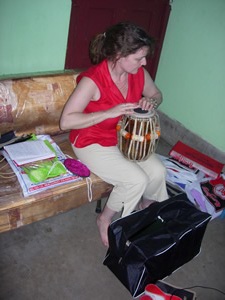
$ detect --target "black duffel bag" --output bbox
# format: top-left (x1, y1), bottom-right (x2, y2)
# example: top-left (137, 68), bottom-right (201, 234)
top-left (103, 193), bottom-right (211, 298)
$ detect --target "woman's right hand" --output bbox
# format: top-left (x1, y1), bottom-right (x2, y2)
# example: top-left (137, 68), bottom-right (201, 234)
top-left (107, 102), bottom-right (139, 118)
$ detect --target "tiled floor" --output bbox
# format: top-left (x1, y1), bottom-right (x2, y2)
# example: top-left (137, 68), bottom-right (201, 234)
top-left (0, 139), bottom-right (225, 300)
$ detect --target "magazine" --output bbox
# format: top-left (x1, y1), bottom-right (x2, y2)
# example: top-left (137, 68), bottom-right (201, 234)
top-left (1, 135), bottom-right (82, 197)
top-left (169, 141), bottom-right (224, 178)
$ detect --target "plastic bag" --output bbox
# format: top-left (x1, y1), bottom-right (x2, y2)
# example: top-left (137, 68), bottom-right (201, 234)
top-left (22, 159), bottom-right (67, 183)
top-left (185, 174), bottom-right (225, 219)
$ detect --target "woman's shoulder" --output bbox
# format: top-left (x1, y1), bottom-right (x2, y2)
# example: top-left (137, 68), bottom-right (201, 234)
top-left (77, 60), bottom-right (111, 91)
top-left (77, 60), bottom-right (107, 82)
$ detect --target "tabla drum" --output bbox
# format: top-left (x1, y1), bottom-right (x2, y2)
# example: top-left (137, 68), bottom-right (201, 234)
top-left (116, 108), bottom-right (160, 161)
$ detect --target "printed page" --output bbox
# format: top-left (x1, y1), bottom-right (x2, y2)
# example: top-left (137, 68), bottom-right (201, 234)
top-left (4, 140), bottom-right (55, 165)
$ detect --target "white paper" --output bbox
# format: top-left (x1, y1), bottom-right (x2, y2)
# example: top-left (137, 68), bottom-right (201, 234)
top-left (4, 140), bottom-right (55, 165)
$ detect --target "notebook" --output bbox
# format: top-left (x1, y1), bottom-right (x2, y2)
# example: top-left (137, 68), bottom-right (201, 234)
top-left (3, 139), bottom-right (56, 166)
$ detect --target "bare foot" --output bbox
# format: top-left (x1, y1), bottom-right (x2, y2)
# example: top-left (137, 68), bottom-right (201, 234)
top-left (96, 214), bottom-right (110, 247)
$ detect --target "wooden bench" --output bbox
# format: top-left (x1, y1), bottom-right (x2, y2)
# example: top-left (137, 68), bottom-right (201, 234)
top-left (0, 73), bottom-right (113, 233)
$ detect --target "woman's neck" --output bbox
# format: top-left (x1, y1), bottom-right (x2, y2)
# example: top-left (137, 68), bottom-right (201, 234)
top-left (108, 61), bottom-right (128, 99)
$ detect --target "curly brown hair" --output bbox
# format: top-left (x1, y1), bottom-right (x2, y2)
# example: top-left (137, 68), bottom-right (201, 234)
top-left (89, 22), bottom-right (155, 65)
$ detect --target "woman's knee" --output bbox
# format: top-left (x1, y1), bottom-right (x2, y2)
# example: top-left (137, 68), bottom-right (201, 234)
top-left (152, 163), bottom-right (167, 182)
top-left (126, 168), bottom-right (149, 187)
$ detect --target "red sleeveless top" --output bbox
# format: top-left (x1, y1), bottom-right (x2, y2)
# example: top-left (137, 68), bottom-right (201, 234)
top-left (69, 59), bottom-right (144, 147)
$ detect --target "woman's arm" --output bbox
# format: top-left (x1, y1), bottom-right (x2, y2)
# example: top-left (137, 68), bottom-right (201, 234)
top-left (138, 68), bottom-right (163, 110)
top-left (59, 77), bottom-right (107, 130)
top-left (59, 76), bottom-right (138, 131)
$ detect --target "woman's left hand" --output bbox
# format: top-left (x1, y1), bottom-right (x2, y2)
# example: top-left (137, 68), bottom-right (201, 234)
top-left (138, 97), bottom-right (157, 111)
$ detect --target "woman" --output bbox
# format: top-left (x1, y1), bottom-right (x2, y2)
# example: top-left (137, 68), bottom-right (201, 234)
top-left (60, 22), bottom-right (168, 247)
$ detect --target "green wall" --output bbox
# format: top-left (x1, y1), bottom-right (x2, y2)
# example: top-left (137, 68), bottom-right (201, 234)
top-left (156, 0), bottom-right (225, 152)
top-left (0, 0), bottom-right (71, 75)
top-left (0, 0), bottom-right (225, 152)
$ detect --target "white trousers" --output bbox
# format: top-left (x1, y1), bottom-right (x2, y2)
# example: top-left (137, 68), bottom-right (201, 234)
top-left (72, 144), bottom-right (168, 217)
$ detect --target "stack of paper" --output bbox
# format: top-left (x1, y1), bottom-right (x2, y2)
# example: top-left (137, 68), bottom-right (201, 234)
top-left (1, 135), bottom-right (82, 197)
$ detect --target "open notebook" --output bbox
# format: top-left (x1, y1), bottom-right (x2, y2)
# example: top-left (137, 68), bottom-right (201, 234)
top-left (3, 139), bottom-right (56, 166)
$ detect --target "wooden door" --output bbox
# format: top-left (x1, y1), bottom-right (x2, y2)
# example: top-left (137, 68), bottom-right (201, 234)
top-left (65, 0), bottom-right (171, 79)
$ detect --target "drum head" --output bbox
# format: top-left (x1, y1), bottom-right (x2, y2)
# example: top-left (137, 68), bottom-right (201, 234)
top-left (133, 108), bottom-right (155, 118)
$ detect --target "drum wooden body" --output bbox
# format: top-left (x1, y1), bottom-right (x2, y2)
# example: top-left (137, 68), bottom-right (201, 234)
top-left (116, 110), bottom-right (160, 161)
